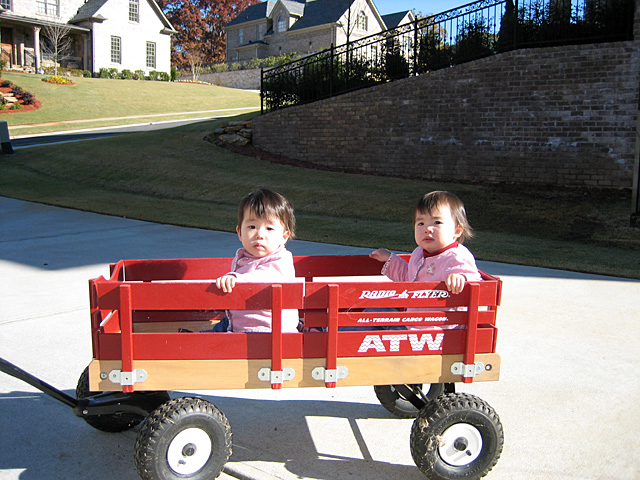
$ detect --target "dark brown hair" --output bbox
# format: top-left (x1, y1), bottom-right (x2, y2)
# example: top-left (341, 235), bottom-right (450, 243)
top-left (238, 189), bottom-right (296, 239)
top-left (414, 191), bottom-right (474, 243)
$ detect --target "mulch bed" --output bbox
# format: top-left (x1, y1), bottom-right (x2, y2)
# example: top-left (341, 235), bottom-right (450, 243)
top-left (0, 85), bottom-right (41, 113)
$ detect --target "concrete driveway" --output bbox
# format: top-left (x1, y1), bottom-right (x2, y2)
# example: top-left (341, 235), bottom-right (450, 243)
top-left (1, 197), bottom-right (638, 480)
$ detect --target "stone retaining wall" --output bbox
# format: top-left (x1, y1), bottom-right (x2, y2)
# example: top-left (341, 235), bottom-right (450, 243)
top-left (180, 69), bottom-right (260, 90)
top-left (253, 41), bottom-right (640, 189)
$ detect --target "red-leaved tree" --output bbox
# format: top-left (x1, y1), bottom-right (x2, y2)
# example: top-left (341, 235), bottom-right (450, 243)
top-left (157, 0), bottom-right (260, 69)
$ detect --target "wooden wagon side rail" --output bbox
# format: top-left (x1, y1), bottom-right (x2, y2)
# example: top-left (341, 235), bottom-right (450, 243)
top-left (88, 255), bottom-right (502, 392)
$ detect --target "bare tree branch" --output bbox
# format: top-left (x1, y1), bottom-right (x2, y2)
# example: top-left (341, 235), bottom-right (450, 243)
top-left (40, 22), bottom-right (74, 76)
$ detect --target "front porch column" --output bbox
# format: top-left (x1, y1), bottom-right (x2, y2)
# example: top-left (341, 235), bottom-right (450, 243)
top-left (33, 26), bottom-right (40, 71)
top-left (83, 34), bottom-right (89, 71)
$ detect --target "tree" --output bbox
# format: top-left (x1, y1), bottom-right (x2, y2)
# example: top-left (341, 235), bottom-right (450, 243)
top-left (40, 22), bottom-right (73, 75)
top-left (157, 0), bottom-right (259, 69)
top-left (185, 50), bottom-right (204, 80)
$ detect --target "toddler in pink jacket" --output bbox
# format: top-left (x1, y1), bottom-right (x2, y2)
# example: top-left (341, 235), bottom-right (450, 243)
top-left (370, 191), bottom-right (481, 328)
top-left (214, 189), bottom-right (299, 333)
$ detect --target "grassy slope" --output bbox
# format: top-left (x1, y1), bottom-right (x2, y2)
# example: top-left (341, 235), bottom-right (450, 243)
top-left (1, 72), bottom-right (260, 135)
top-left (0, 73), bottom-right (637, 278)
top-left (2, 115), bottom-right (638, 278)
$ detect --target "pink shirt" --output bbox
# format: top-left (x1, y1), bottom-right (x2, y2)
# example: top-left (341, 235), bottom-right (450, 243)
top-left (382, 244), bottom-right (481, 329)
top-left (382, 244), bottom-right (481, 283)
top-left (226, 246), bottom-right (300, 333)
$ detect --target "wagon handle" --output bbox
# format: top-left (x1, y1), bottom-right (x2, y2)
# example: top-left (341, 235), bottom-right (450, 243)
top-left (0, 356), bottom-right (78, 409)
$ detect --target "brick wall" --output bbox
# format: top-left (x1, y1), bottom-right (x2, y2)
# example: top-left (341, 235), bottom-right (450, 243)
top-left (252, 40), bottom-right (640, 189)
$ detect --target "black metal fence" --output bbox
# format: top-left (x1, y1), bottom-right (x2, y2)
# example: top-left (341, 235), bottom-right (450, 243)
top-left (261, 0), bottom-right (635, 112)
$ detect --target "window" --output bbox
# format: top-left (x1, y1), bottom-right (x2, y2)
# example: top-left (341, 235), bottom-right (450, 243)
top-left (111, 36), bottom-right (121, 64)
top-left (146, 41), bottom-right (156, 69)
top-left (277, 14), bottom-right (286, 33)
top-left (36, 0), bottom-right (58, 15)
top-left (357, 11), bottom-right (368, 31)
top-left (0, 1), bottom-right (12, 10)
top-left (257, 24), bottom-right (264, 40)
top-left (238, 28), bottom-right (244, 44)
top-left (129, 0), bottom-right (139, 22)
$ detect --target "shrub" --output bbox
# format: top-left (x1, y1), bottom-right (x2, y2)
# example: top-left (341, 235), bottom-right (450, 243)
top-left (148, 70), bottom-right (170, 81)
top-left (99, 67), bottom-right (119, 79)
top-left (83, 70), bottom-right (92, 78)
top-left (11, 85), bottom-right (23, 95)
top-left (170, 66), bottom-right (178, 82)
top-left (10, 103), bottom-right (23, 110)
top-left (120, 69), bottom-right (135, 80)
top-left (134, 70), bottom-right (145, 80)
top-left (1, 80), bottom-right (12, 88)
top-left (20, 91), bottom-right (35, 105)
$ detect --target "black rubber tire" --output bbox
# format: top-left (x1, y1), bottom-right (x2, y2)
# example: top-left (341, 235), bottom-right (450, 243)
top-left (374, 383), bottom-right (445, 418)
top-left (75, 366), bottom-right (170, 432)
top-left (134, 397), bottom-right (232, 480)
top-left (410, 393), bottom-right (503, 480)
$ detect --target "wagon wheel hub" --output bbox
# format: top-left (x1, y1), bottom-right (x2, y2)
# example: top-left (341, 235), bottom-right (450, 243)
top-left (182, 443), bottom-right (197, 457)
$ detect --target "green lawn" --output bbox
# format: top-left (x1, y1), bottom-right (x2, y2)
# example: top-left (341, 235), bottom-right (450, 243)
top-left (1, 72), bottom-right (260, 136)
top-left (0, 73), bottom-right (638, 279)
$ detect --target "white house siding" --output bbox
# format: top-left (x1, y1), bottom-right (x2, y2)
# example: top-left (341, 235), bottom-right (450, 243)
top-left (91, 0), bottom-right (171, 74)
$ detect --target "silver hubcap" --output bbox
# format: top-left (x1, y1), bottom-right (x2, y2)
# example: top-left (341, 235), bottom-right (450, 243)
top-left (438, 423), bottom-right (482, 467)
top-left (166, 427), bottom-right (212, 475)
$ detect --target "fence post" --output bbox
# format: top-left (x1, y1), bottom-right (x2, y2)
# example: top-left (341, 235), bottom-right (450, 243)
top-left (514, 0), bottom-right (519, 50)
top-left (330, 43), bottom-right (334, 97)
top-left (413, 17), bottom-right (418, 75)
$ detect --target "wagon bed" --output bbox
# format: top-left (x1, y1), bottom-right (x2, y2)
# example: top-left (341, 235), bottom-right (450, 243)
top-left (88, 254), bottom-right (502, 393)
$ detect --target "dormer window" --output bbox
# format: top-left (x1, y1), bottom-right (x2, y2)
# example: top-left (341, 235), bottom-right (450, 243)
top-left (357, 11), bottom-right (368, 31)
top-left (0, 1), bottom-right (12, 10)
top-left (277, 14), bottom-right (286, 33)
top-left (129, 0), bottom-right (139, 22)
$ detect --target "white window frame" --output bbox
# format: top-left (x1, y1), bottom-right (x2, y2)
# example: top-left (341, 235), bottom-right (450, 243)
top-left (146, 41), bottom-right (156, 69)
top-left (357, 11), bottom-right (368, 31)
top-left (129, 0), bottom-right (139, 23)
top-left (111, 36), bottom-right (121, 64)
top-left (36, 0), bottom-right (58, 16)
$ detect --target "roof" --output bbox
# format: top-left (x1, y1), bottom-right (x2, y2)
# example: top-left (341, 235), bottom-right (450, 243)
top-left (226, 0), bottom-right (404, 33)
top-left (287, 0), bottom-right (352, 31)
top-left (226, 1), bottom-right (276, 27)
top-left (279, 0), bottom-right (306, 17)
top-left (381, 11), bottom-right (411, 29)
top-left (70, 0), bottom-right (176, 32)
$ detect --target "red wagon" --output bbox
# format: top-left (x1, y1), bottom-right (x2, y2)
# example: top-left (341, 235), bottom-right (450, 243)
top-left (2, 254), bottom-right (504, 480)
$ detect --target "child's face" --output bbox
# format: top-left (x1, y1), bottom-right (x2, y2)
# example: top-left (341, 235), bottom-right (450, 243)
top-left (414, 204), bottom-right (463, 253)
top-left (237, 209), bottom-right (290, 257)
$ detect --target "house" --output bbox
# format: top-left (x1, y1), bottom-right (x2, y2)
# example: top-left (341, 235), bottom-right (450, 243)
top-left (225, 0), bottom-right (415, 63)
top-left (0, 0), bottom-right (175, 75)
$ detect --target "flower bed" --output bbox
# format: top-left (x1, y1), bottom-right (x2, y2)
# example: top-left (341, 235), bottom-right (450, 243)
top-left (42, 75), bottom-right (75, 85)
